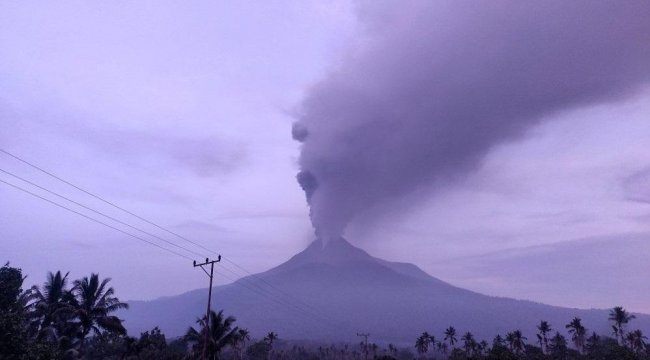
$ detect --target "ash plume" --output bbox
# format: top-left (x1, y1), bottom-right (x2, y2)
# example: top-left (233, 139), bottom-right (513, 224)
top-left (293, 0), bottom-right (650, 240)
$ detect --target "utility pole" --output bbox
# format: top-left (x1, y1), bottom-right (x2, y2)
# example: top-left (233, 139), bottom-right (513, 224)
top-left (194, 256), bottom-right (221, 360)
top-left (357, 333), bottom-right (370, 360)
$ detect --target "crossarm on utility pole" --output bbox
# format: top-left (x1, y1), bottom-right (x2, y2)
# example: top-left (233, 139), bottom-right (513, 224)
top-left (193, 256), bottom-right (221, 360)
top-left (357, 333), bottom-right (370, 360)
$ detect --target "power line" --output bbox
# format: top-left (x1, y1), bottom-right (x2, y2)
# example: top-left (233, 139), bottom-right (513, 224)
top-left (0, 176), bottom-right (340, 330)
top-left (0, 149), bottom-right (341, 328)
top-left (220, 256), bottom-right (325, 314)
top-left (0, 148), bottom-right (327, 318)
top-left (0, 167), bottom-right (206, 259)
top-left (212, 266), bottom-right (342, 331)
top-left (0, 148), bottom-right (216, 255)
top-left (216, 261), bottom-right (342, 328)
top-left (0, 178), bottom-right (193, 261)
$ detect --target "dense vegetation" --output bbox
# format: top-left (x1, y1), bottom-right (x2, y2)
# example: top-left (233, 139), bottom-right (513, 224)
top-left (411, 313), bottom-right (648, 360)
top-left (1, 263), bottom-right (647, 359)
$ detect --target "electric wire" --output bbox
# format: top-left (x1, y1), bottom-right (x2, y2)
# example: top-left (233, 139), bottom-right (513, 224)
top-left (0, 167), bottom-right (206, 259)
top-left (0, 178), bottom-right (193, 261)
top-left (212, 267), bottom-right (342, 331)
top-left (1, 148), bottom-right (328, 318)
top-left (0, 149), bottom-right (342, 328)
top-left (216, 261), bottom-right (343, 329)
top-left (0, 148), bottom-right (216, 255)
top-left (221, 256), bottom-right (325, 314)
top-left (0, 176), bottom-right (340, 329)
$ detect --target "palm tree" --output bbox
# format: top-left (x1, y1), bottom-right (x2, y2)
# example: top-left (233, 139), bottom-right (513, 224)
top-left (31, 271), bottom-right (76, 339)
top-left (626, 329), bottom-right (647, 353)
top-left (370, 343), bottom-right (378, 358)
top-left (548, 332), bottom-right (567, 356)
top-left (510, 330), bottom-right (527, 355)
top-left (493, 334), bottom-right (506, 348)
top-left (444, 326), bottom-right (457, 348)
top-left (536, 320), bottom-right (552, 353)
top-left (565, 317), bottom-right (587, 353)
top-left (72, 273), bottom-right (128, 349)
top-left (461, 331), bottom-right (475, 355)
top-left (427, 334), bottom-right (436, 356)
top-left (414, 332), bottom-right (430, 357)
top-left (505, 332), bottom-right (515, 351)
top-left (439, 341), bottom-right (449, 355)
top-left (264, 331), bottom-right (278, 359)
top-left (232, 328), bottom-right (250, 360)
top-left (185, 310), bottom-right (239, 359)
top-left (585, 332), bottom-right (600, 352)
top-left (31, 270), bottom-right (80, 352)
top-left (609, 306), bottom-right (636, 345)
top-left (264, 331), bottom-right (278, 346)
top-left (387, 343), bottom-right (397, 357)
top-left (478, 340), bottom-right (489, 356)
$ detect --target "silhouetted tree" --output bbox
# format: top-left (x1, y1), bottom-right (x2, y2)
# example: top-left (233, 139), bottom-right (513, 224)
top-left (438, 340), bottom-right (449, 355)
top-left (387, 343), bottom-right (397, 357)
top-left (185, 309), bottom-right (238, 359)
top-left (72, 273), bottom-right (128, 350)
top-left (478, 340), bottom-right (489, 356)
top-left (232, 328), bottom-right (250, 359)
top-left (445, 326), bottom-right (458, 349)
top-left (488, 335), bottom-right (515, 360)
top-left (510, 330), bottom-right (526, 355)
top-left (536, 320), bottom-right (552, 354)
top-left (246, 340), bottom-right (271, 360)
top-left (505, 332), bottom-right (515, 352)
top-left (584, 331), bottom-right (600, 353)
top-left (548, 331), bottom-right (568, 358)
top-left (264, 331), bottom-right (278, 346)
top-left (609, 306), bottom-right (636, 345)
top-left (626, 329), bottom-right (647, 354)
top-left (565, 317), bottom-right (587, 353)
top-left (461, 331), bottom-right (476, 355)
top-left (0, 263), bottom-right (30, 357)
top-left (415, 332), bottom-right (430, 357)
top-left (31, 271), bottom-right (77, 342)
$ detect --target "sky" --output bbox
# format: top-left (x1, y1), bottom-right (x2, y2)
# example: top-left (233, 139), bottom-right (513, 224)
top-left (1, 1), bottom-right (649, 314)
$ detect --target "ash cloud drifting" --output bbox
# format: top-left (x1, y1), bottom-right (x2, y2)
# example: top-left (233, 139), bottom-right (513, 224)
top-left (293, 1), bottom-right (650, 240)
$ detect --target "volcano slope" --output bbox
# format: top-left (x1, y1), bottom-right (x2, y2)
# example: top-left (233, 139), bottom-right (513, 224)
top-left (124, 238), bottom-right (650, 344)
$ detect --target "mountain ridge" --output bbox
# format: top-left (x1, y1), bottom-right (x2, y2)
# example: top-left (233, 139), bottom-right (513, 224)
top-left (123, 238), bottom-right (650, 344)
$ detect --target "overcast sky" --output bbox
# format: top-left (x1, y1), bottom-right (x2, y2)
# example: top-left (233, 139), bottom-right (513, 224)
top-left (1, 1), bottom-right (649, 314)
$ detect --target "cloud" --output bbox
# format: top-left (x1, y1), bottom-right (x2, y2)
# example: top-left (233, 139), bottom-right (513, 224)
top-left (428, 233), bottom-right (650, 312)
top-left (214, 209), bottom-right (306, 220)
top-left (4, 108), bottom-right (247, 178)
top-left (173, 220), bottom-right (229, 233)
top-left (67, 240), bottom-right (96, 250)
top-left (75, 125), bottom-right (247, 178)
top-left (293, 0), bottom-right (650, 240)
top-left (622, 167), bottom-right (650, 204)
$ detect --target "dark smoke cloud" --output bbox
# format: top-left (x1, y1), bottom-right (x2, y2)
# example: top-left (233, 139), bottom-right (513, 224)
top-left (294, 0), bottom-right (650, 240)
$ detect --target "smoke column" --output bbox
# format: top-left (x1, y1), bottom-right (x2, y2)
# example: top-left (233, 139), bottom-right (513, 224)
top-left (293, 0), bottom-right (650, 241)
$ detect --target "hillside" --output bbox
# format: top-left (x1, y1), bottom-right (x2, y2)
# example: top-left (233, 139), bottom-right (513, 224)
top-left (123, 239), bottom-right (650, 344)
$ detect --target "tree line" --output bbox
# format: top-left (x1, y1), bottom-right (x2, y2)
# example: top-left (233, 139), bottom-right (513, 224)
top-left (0, 263), bottom-right (281, 359)
top-left (412, 308), bottom-right (647, 359)
top-left (2, 263), bottom-right (648, 360)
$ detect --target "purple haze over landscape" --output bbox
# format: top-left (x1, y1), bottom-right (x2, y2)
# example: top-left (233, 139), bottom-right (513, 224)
top-left (1, 0), bottom-right (650, 315)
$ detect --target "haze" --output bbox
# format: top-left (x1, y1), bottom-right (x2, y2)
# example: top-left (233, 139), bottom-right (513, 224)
top-left (1, 0), bottom-right (649, 316)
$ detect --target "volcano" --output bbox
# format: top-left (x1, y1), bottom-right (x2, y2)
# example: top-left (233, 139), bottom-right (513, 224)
top-left (124, 239), bottom-right (650, 343)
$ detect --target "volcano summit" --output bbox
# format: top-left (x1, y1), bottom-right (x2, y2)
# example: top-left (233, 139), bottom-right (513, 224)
top-left (124, 239), bottom-right (650, 344)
